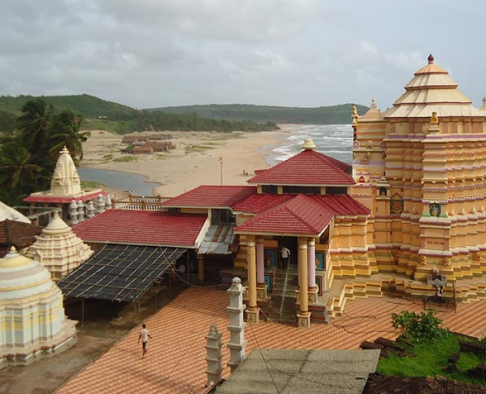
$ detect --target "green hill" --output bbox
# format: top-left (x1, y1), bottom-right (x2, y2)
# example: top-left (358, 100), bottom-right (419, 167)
top-left (0, 94), bottom-right (137, 120)
top-left (152, 103), bottom-right (369, 124)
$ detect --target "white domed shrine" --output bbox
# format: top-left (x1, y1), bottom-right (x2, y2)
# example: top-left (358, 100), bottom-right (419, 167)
top-left (0, 247), bottom-right (77, 368)
top-left (26, 213), bottom-right (93, 281)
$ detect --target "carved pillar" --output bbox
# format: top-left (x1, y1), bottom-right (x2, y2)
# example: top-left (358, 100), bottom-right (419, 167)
top-left (256, 237), bottom-right (267, 300)
top-left (205, 324), bottom-right (223, 386)
top-left (227, 277), bottom-right (247, 372)
top-left (246, 236), bottom-right (259, 324)
top-left (69, 200), bottom-right (78, 225)
top-left (77, 200), bottom-right (85, 222)
top-left (198, 255), bottom-right (204, 283)
top-left (307, 238), bottom-right (318, 304)
top-left (105, 194), bottom-right (112, 210)
top-left (96, 194), bottom-right (105, 214)
top-left (297, 237), bottom-right (311, 328)
top-left (86, 201), bottom-right (95, 218)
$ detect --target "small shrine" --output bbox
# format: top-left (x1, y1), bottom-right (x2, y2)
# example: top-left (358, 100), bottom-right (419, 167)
top-left (26, 212), bottom-right (94, 281)
top-left (0, 247), bottom-right (77, 368)
top-left (24, 147), bottom-right (107, 220)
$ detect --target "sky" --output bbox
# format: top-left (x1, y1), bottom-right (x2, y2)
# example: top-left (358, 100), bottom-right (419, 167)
top-left (0, 0), bottom-right (484, 110)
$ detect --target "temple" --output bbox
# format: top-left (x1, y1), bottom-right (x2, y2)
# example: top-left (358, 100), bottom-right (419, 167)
top-left (57, 55), bottom-right (486, 328)
top-left (351, 54), bottom-right (486, 298)
top-left (0, 247), bottom-right (77, 368)
top-left (24, 146), bottom-right (108, 221)
top-left (26, 213), bottom-right (93, 281)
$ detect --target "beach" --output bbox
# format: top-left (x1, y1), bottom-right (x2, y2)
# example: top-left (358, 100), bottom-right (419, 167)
top-left (81, 127), bottom-right (294, 198)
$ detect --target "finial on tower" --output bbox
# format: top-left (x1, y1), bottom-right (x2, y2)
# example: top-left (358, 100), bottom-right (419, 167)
top-left (371, 98), bottom-right (377, 109)
top-left (302, 138), bottom-right (316, 150)
top-left (428, 54), bottom-right (434, 64)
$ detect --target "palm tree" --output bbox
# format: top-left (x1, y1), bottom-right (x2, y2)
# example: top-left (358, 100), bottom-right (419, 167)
top-left (48, 109), bottom-right (91, 162)
top-left (17, 99), bottom-right (54, 155)
top-left (0, 142), bottom-right (44, 199)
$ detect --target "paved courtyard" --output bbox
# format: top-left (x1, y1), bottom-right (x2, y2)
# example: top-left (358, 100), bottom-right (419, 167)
top-left (56, 287), bottom-right (486, 394)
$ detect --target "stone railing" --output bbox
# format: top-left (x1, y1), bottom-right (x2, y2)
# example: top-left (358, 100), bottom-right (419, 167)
top-left (112, 195), bottom-right (170, 211)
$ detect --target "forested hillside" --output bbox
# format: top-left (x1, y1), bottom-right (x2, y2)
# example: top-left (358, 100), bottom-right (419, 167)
top-left (153, 103), bottom-right (369, 124)
top-left (0, 95), bottom-right (368, 134)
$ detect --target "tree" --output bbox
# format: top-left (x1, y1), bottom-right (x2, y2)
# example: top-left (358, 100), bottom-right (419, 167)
top-left (16, 99), bottom-right (54, 155)
top-left (48, 109), bottom-right (90, 161)
top-left (391, 308), bottom-right (447, 343)
top-left (0, 142), bottom-right (45, 203)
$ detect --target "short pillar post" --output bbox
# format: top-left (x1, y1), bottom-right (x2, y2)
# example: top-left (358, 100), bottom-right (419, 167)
top-left (227, 277), bottom-right (247, 372)
top-left (69, 200), bottom-right (78, 225)
top-left (205, 324), bottom-right (223, 386)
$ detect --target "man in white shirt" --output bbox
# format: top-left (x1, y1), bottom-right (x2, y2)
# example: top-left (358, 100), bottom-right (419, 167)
top-left (138, 323), bottom-right (152, 358)
top-left (280, 246), bottom-right (290, 269)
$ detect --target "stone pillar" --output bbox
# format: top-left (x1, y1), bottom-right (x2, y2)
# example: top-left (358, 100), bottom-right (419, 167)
top-left (96, 194), bottom-right (105, 214)
top-left (69, 200), bottom-right (78, 225)
top-left (77, 200), bottom-right (85, 222)
top-left (307, 238), bottom-right (318, 305)
top-left (256, 237), bottom-right (267, 300)
top-left (205, 324), bottom-right (223, 386)
top-left (86, 201), bottom-right (95, 218)
top-left (198, 255), bottom-right (205, 283)
top-left (105, 194), bottom-right (112, 210)
top-left (246, 236), bottom-right (259, 324)
top-left (297, 237), bottom-right (311, 328)
top-left (227, 277), bottom-right (247, 372)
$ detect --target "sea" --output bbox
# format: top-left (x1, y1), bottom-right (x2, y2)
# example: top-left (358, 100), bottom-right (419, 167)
top-left (78, 124), bottom-right (354, 196)
top-left (265, 124), bottom-right (353, 166)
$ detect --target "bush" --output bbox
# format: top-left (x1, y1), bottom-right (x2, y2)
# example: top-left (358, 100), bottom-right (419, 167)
top-left (392, 308), bottom-right (447, 343)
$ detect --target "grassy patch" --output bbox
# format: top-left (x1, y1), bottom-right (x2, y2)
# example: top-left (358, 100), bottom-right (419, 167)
top-left (113, 156), bottom-right (137, 163)
top-left (155, 154), bottom-right (167, 160)
top-left (377, 333), bottom-right (486, 385)
top-left (185, 144), bottom-right (216, 153)
top-left (103, 154), bottom-right (114, 160)
top-left (81, 180), bottom-right (103, 189)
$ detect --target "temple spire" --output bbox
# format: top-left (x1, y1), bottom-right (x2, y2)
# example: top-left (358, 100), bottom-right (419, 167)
top-left (428, 54), bottom-right (434, 64)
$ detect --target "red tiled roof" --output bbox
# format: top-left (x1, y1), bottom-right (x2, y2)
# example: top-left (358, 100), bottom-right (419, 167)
top-left (72, 210), bottom-right (207, 247)
top-left (24, 190), bottom-right (107, 204)
top-left (234, 194), bottom-right (369, 236)
top-left (232, 193), bottom-right (294, 214)
top-left (162, 185), bottom-right (257, 208)
top-left (247, 149), bottom-right (354, 186)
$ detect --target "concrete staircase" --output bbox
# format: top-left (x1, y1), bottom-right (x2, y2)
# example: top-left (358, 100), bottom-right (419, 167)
top-left (267, 264), bottom-right (299, 324)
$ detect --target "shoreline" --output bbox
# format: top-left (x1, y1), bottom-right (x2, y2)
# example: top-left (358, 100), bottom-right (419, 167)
top-left (80, 126), bottom-right (296, 198)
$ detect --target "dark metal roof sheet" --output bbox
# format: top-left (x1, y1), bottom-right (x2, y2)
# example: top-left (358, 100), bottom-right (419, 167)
top-left (58, 244), bottom-right (186, 302)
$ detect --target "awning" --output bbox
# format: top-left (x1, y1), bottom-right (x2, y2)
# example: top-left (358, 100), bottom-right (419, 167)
top-left (58, 244), bottom-right (186, 302)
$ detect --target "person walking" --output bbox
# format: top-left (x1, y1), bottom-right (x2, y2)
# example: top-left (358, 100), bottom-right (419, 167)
top-left (280, 245), bottom-right (290, 269)
top-left (138, 323), bottom-right (152, 358)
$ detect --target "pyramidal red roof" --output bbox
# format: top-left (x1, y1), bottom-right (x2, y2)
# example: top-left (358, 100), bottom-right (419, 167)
top-left (247, 149), bottom-right (354, 186)
top-left (162, 185), bottom-right (256, 208)
top-left (72, 210), bottom-right (207, 247)
top-left (234, 194), bottom-right (369, 236)
top-left (232, 193), bottom-right (294, 214)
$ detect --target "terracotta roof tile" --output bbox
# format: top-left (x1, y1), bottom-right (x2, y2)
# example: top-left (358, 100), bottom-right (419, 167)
top-left (247, 149), bottom-right (354, 186)
top-left (232, 193), bottom-right (293, 214)
top-left (0, 219), bottom-right (41, 252)
top-left (234, 194), bottom-right (369, 236)
top-left (163, 185), bottom-right (256, 208)
top-left (72, 210), bottom-right (207, 247)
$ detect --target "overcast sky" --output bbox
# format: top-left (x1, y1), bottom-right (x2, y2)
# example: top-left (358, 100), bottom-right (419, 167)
top-left (0, 0), bottom-right (484, 111)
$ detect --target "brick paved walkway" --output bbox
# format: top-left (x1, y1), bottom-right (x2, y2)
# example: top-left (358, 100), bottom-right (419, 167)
top-left (56, 288), bottom-right (486, 394)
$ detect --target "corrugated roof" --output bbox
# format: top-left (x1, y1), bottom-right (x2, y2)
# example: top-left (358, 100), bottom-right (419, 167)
top-left (217, 349), bottom-right (381, 394)
top-left (162, 185), bottom-right (257, 208)
top-left (198, 225), bottom-right (236, 254)
top-left (234, 194), bottom-right (369, 236)
top-left (72, 210), bottom-right (207, 247)
top-left (247, 149), bottom-right (354, 186)
top-left (58, 244), bottom-right (185, 302)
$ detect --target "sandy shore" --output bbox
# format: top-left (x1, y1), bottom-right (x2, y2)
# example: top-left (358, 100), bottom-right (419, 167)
top-left (81, 126), bottom-right (295, 198)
